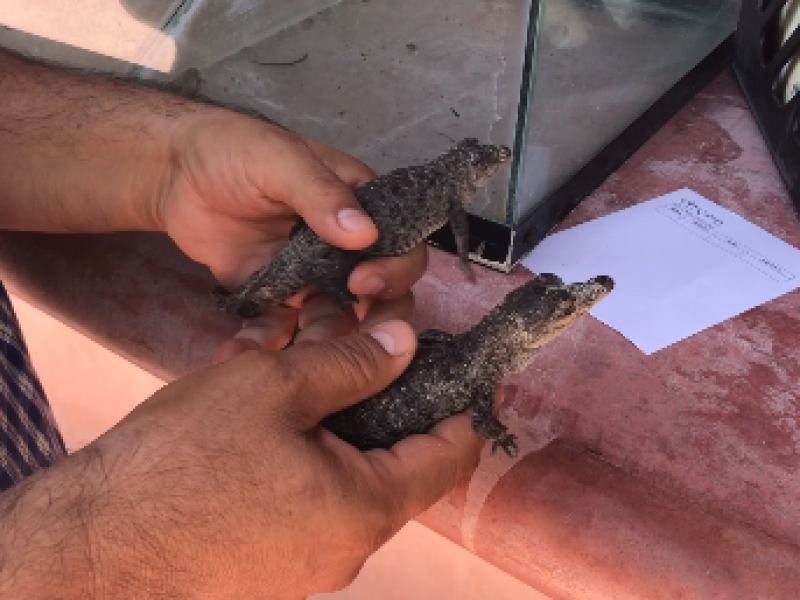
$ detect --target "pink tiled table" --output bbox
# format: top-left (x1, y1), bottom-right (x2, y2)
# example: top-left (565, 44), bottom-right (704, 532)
top-left (1, 69), bottom-right (799, 599)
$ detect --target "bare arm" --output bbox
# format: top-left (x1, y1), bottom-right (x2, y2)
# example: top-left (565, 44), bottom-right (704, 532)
top-left (0, 48), bottom-right (184, 233)
top-left (0, 48), bottom-right (428, 305)
top-left (0, 447), bottom-right (213, 598)
top-left (0, 317), bottom-right (482, 599)
top-left (0, 451), bottom-right (111, 599)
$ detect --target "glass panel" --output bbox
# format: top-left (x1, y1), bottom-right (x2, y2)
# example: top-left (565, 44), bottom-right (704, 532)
top-left (1, 0), bottom-right (742, 228)
top-left (156, 0), bottom-right (534, 223)
top-left (513, 0), bottom-right (741, 224)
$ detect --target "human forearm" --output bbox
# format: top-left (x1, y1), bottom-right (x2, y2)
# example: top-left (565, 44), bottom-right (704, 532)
top-left (0, 48), bottom-right (208, 233)
top-left (0, 450), bottom-right (105, 599)
top-left (0, 317), bottom-right (481, 599)
top-left (0, 49), bottom-right (427, 305)
top-left (0, 444), bottom-right (210, 599)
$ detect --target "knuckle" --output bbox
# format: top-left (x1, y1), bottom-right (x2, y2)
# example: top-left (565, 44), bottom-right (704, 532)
top-left (367, 493), bottom-right (406, 549)
top-left (374, 491), bottom-right (406, 538)
top-left (438, 458), bottom-right (463, 495)
top-left (325, 336), bottom-right (385, 391)
top-left (253, 351), bottom-right (307, 410)
top-left (286, 136), bottom-right (314, 159)
top-left (311, 173), bottom-right (350, 201)
top-left (254, 351), bottom-right (295, 389)
top-left (385, 293), bottom-right (415, 319)
top-left (305, 529), bottom-right (368, 593)
top-left (305, 466), bottom-right (406, 593)
top-left (317, 566), bottom-right (362, 595)
top-left (344, 499), bottom-right (397, 561)
top-left (270, 128), bottom-right (305, 150)
top-left (312, 505), bottom-right (388, 591)
top-left (357, 468), bottom-right (408, 542)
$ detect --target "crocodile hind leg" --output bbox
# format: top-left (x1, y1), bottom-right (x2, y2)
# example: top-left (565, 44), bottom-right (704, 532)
top-left (213, 286), bottom-right (264, 318)
top-left (471, 384), bottom-right (518, 457)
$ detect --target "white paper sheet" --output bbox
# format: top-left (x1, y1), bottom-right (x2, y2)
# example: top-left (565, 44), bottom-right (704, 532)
top-left (521, 189), bottom-right (800, 354)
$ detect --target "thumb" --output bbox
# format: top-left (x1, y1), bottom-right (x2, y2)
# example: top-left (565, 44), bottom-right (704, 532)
top-left (277, 320), bottom-right (417, 429)
top-left (261, 136), bottom-right (379, 250)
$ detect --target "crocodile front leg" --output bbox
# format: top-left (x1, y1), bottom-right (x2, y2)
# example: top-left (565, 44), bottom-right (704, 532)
top-left (471, 383), bottom-right (518, 458)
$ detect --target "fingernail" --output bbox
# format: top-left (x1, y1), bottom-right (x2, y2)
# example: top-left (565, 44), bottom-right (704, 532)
top-left (369, 322), bottom-right (413, 356)
top-left (370, 331), bottom-right (396, 354)
top-left (235, 325), bottom-right (273, 345)
top-left (358, 275), bottom-right (385, 296)
top-left (213, 339), bottom-right (261, 365)
top-left (337, 208), bottom-right (374, 232)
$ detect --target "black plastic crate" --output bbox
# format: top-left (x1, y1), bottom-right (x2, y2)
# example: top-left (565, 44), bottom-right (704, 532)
top-left (734, 0), bottom-right (800, 215)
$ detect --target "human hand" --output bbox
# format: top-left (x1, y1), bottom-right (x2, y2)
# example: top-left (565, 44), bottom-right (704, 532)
top-left (0, 50), bottom-right (429, 313)
top-left (212, 283), bottom-right (415, 362)
top-left (83, 318), bottom-right (482, 598)
top-left (158, 110), bottom-right (427, 327)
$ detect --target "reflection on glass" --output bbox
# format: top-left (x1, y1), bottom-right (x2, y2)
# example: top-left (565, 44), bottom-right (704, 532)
top-left (178, 0), bottom-right (530, 223)
top-left (515, 0), bottom-right (741, 223)
top-left (146, 0), bottom-right (740, 226)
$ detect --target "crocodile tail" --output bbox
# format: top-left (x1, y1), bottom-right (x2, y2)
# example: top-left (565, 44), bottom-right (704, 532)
top-left (212, 285), bottom-right (264, 318)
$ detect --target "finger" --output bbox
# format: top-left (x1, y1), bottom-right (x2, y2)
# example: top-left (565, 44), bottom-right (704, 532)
top-left (278, 320), bottom-right (417, 428)
top-left (295, 295), bottom-right (359, 343)
top-left (212, 306), bottom-right (298, 364)
top-left (302, 137), bottom-right (376, 187)
top-left (260, 134), bottom-right (378, 250)
top-left (349, 244), bottom-right (428, 300)
top-left (213, 338), bottom-right (261, 365)
top-left (357, 293), bottom-right (415, 331)
top-left (363, 413), bottom-right (484, 520)
top-left (351, 295), bottom-right (375, 322)
top-left (281, 285), bottom-right (319, 310)
top-left (210, 221), bottom-right (295, 289)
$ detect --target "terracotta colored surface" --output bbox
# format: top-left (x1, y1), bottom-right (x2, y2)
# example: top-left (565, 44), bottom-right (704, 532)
top-left (0, 231), bottom-right (240, 380)
top-left (1, 70), bottom-right (800, 598)
top-left (421, 441), bottom-right (800, 600)
top-left (313, 521), bottom-right (550, 600)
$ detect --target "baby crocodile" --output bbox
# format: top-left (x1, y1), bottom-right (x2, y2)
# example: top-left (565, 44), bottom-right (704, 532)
top-left (215, 139), bottom-right (511, 317)
top-left (322, 274), bottom-right (614, 457)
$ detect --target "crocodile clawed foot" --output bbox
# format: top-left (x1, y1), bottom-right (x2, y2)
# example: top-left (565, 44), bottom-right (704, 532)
top-left (491, 433), bottom-right (519, 458)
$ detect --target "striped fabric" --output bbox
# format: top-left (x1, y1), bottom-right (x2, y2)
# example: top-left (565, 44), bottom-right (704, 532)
top-left (0, 283), bottom-right (66, 492)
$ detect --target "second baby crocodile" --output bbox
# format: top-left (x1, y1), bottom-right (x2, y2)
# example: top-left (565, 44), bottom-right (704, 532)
top-left (322, 274), bottom-right (614, 457)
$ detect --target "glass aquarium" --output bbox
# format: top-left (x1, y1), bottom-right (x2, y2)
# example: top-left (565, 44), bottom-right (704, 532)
top-left (0, 0), bottom-right (743, 268)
